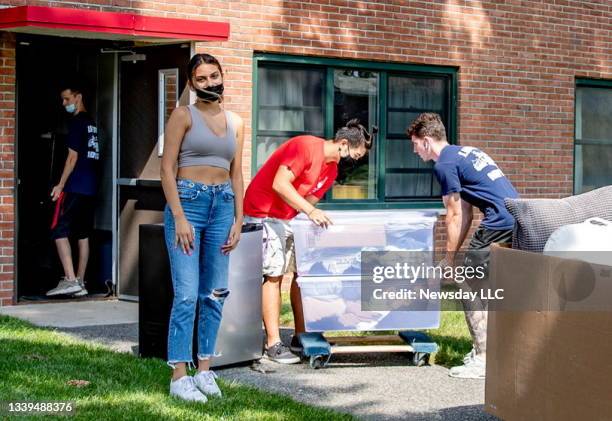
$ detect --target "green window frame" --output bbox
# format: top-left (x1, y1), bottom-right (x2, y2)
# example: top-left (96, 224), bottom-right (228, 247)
top-left (574, 78), bottom-right (612, 194)
top-left (252, 53), bottom-right (458, 210)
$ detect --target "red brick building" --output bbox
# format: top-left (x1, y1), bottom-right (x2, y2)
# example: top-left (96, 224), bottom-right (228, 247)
top-left (0, 1), bottom-right (610, 305)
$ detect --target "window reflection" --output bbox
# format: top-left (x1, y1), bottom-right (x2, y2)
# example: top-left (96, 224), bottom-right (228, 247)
top-left (332, 69), bottom-right (378, 200)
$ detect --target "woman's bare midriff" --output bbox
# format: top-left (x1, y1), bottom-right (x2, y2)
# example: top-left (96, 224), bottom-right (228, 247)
top-left (178, 165), bottom-right (230, 185)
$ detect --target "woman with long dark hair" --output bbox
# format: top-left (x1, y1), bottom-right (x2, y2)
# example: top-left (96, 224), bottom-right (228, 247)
top-left (160, 53), bottom-right (244, 402)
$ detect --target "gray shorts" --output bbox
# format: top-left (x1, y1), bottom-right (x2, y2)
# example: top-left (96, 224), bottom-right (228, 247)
top-left (244, 216), bottom-right (297, 277)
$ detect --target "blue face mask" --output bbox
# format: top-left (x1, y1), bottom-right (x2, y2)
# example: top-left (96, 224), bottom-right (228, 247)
top-left (65, 103), bottom-right (76, 114)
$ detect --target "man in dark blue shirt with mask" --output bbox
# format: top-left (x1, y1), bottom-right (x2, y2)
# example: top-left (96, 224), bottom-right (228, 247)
top-left (407, 112), bottom-right (518, 379)
top-left (47, 84), bottom-right (100, 298)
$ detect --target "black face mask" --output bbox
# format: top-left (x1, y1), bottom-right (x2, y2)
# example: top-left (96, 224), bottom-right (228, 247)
top-left (340, 145), bottom-right (358, 167)
top-left (195, 83), bottom-right (224, 102)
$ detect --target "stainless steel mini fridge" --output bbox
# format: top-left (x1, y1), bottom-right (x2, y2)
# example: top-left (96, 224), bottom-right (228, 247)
top-left (138, 223), bottom-right (264, 367)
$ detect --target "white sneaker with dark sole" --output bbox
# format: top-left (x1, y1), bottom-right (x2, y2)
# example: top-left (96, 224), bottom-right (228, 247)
top-left (264, 342), bottom-right (301, 364)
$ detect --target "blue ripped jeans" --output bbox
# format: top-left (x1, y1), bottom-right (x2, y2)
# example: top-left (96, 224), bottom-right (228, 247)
top-left (164, 178), bottom-right (235, 367)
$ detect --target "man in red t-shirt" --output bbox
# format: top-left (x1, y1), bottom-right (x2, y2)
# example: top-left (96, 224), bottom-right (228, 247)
top-left (244, 119), bottom-right (374, 364)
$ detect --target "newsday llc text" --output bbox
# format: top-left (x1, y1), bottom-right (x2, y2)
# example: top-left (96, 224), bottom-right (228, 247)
top-left (371, 288), bottom-right (505, 302)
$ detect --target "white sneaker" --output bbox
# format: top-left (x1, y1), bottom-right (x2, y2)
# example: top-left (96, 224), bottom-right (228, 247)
top-left (72, 278), bottom-right (88, 297)
top-left (193, 370), bottom-right (222, 398)
top-left (449, 354), bottom-right (486, 379)
top-left (46, 277), bottom-right (82, 296)
top-left (169, 376), bottom-right (207, 402)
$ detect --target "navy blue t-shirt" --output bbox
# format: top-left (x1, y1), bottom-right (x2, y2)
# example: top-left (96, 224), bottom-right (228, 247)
top-left (434, 145), bottom-right (518, 230)
top-left (64, 113), bottom-right (100, 196)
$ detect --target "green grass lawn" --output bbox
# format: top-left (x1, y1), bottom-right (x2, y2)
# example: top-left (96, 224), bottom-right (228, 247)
top-left (0, 315), bottom-right (352, 421)
top-left (280, 292), bottom-right (472, 367)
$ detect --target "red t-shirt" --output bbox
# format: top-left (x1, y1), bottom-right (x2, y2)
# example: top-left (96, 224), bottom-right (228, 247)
top-left (244, 135), bottom-right (338, 220)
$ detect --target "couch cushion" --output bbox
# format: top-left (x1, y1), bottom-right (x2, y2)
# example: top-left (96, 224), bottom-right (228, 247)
top-left (504, 186), bottom-right (612, 252)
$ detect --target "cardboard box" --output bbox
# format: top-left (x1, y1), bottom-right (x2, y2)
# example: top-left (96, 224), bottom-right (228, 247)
top-left (485, 244), bottom-right (612, 421)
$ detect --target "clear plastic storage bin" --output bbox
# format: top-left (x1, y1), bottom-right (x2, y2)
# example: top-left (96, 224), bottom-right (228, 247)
top-left (292, 210), bottom-right (440, 332)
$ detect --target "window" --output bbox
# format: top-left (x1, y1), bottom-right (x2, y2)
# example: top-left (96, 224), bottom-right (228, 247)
top-left (253, 54), bottom-right (457, 208)
top-left (575, 79), bottom-right (612, 194)
top-left (255, 65), bottom-right (325, 169)
top-left (332, 69), bottom-right (378, 200)
top-left (386, 75), bottom-right (448, 199)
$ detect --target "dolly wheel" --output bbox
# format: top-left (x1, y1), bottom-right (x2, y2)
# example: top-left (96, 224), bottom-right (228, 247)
top-left (309, 355), bottom-right (326, 369)
top-left (408, 352), bottom-right (430, 367)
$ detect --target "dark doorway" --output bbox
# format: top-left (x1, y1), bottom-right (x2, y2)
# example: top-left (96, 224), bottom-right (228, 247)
top-left (16, 35), bottom-right (116, 300)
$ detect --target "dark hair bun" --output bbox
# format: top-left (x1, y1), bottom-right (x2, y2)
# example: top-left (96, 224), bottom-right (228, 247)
top-left (345, 118), bottom-right (361, 128)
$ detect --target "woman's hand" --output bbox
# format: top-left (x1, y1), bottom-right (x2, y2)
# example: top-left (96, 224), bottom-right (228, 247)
top-left (222, 222), bottom-right (241, 255)
top-left (174, 215), bottom-right (194, 255)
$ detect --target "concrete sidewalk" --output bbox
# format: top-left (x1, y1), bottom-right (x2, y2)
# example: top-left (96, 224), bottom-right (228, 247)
top-left (0, 300), bottom-right (137, 328)
top-left (1, 300), bottom-right (496, 420)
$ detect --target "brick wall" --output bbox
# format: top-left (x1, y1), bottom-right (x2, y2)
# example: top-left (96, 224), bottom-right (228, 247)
top-left (0, 32), bottom-right (15, 306)
top-left (0, 0), bottom-right (610, 303)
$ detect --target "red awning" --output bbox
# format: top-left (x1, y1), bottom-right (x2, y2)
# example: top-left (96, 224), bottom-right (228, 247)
top-left (0, 6), bottom-right (229, 42)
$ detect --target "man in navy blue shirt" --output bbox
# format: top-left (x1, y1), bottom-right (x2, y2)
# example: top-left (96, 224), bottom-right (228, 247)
top-left (407, 112), bottom-right (518, 379)
top-left (47, 84), bottom-right (100, 298)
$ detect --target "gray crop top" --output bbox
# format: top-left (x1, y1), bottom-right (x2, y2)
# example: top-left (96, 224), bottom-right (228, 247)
top-left (178, 105), bottom-right (237, 170)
